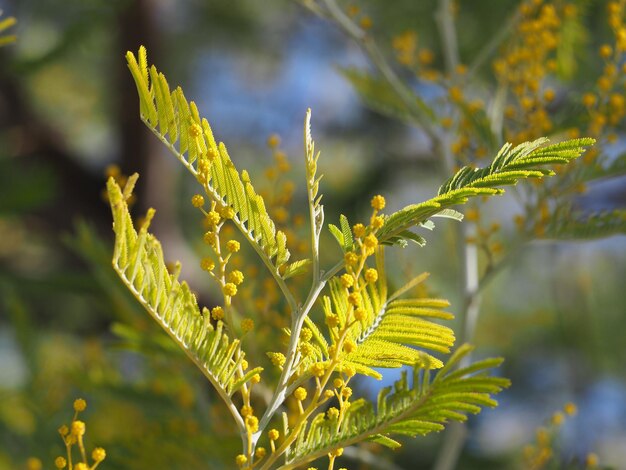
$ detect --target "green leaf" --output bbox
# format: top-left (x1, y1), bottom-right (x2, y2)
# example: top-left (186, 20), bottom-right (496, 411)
top-left (125, 47), bottom-right (294, 273)
top-left (368, 434), bottom-right (401, 449)
top-left (328, 224), bottom-right (344, 248)
top-left (107, 176), bottom-right (261, 405)
top-left (288, 347), bottom-right (509, 468)
top-left (378, 138), bottom-right (595, 246)
top-left (340, 68), bottom-right (435, 123)
top-left (282, 259), bottom-right (312, 279)
top-left (339, 214), bottom-right (354, 252)
top-left (544, 209), bottom-right (626, 240)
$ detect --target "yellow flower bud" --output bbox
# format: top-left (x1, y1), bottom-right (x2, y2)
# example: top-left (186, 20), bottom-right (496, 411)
top-left (54, 457), bottom-right (67, 469)
top-left (241, 318), bottom-right (254, 332)
top-left (267, 134), bottom-right (281, 148)
top-left (294, 387), bottom-right (307, 401)
top-left (330, 447), bottom-right (344, 457)
top-left (26, 458), bottom-right (42, 470)
top-left (191, 194), bottom-right (205, 208)
top-left (354, 308), bottom-right (366, 321)
top-left (551, 412), bottom-right (564, 426)
top-left (347, 293), bottom-right (360, 305)
top-left (211, 306), bottom-right (224, 320)
top-left (189, 123), bottom-right (203, 138)
top-left (599, 44), bottom-right (613, 59)
top-left (344, 252), bottom-right (359, 266)
top-left (352, 223), bottom-right (366, 238)
top-left (73, 399), bottom-right (87, 412)
top-left (564, 402), bottom-right (577, 416)
top-left (586, 452), bottom-right (599, 468)
top-left (371, 195), bottom-right (386, 211)
top-left (92, 447), bottom-right (106, 462)
top-left (228, 270), bottom-right (245, 285)
top-left (311, 363), bottom-right (326, 377)
top-left (226, 240), bottom-right (241, 253)
top-left (365, 268), bottom-right (378, 283)
top-left (235, 454), bottom-right (247, 467)
top-left (268, 352), bottom-right (286, 367)
top-left (206, 211), bottom-right (221, 226)
top-left (268, 429), bottom-right (280, 440)
top-left (300, 328), bottom-right (313, 342)
top-left (71, 420), bottom-right (85, 437)
top-left (363, 234), bottom-right (378, 250)
top-left (246, 415), bottom-right (259, 433)
top-left (340, 274), bottom-right (354, 288)
top-left (200, 258), bottom-right (215, 272)
top-left (223, 283), bottom-right (238, 297)
top-left (343, 339), bottom-right (356, 353)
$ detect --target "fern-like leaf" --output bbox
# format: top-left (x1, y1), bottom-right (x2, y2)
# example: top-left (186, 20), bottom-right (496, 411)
top-left (323, 252), bottom-right (455, 379)
top-left (378, 137), bottom-right (595, 246)
top-left (125, 47), bottom-right (302, 277)
top-left (340, 68), bottom-right (435, 124)
top-left (107, 175), bottom-right (261, 425)
top-left (284, 344), bottom-right (509, 469)
top-left (544, 209), bottom-right (626, 240)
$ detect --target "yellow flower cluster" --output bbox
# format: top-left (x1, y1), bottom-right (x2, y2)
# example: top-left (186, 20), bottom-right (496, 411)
top-left (55, 399), bottom-right (106, 470)
top-left (392, 29), bottom-right (439, 80)
top-left (521, 402), bottom-right (599, 470)
top-left (345, 4), bottom-right (372, 30)
top-left (582, 2), bottom-right (626, 140)
top-left (234, 132), bottom-right (311, 345)
top-left (494, 0), bottom-right (565, 144)
top-left (261, 133), bottom-right (298, 227)
top-left (464, 205), bottom-right (504, 262)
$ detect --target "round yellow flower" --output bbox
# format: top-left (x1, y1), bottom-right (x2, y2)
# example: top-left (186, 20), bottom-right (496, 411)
top-left (294, 387), bottom-right (307, 401)
top-left (352, 223), bottom-right (366, 238)
top-left (365, 268), bottom-right (378, 283)
top-left (223, 283), bottom-right (238, 297)
top-left (191, 194), bottom-right (205, 208)
top-left (73, 398), bottom-right (87, 412)
top-left (226, 240), bottom-right (241, 253)
top-left (71, 420), bottom-right (85, 437)
top-left (211, 306), bottom-right (224, 320)
top-left (241, 318), bottom-right (254, 333)
top-left (371, 195), bottom-right (386, 211)
top-left (228, 270), bottom-right (245, 285)
top-left (340, 274), bottom-right (354, 288)
top-left (92, 447), bottom-right (106, 462)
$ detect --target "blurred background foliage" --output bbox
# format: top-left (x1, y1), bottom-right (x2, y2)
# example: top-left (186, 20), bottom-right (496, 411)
top-left (0, 0), bottom-right (625, 469)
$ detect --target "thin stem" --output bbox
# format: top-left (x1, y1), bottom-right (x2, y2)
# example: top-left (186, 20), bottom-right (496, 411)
top-left (432, 2), bottom-right (480, 469)
top-left (436, 0), bottom-right (460, 74)
top-left (254, 114), bottom-right (345, 444)
top-left (305, 0), bottom-right (442, 144)
top-left (467, 9), bottom-right (521, 79)
top-left (255, 275), bottom-right (329, 440)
